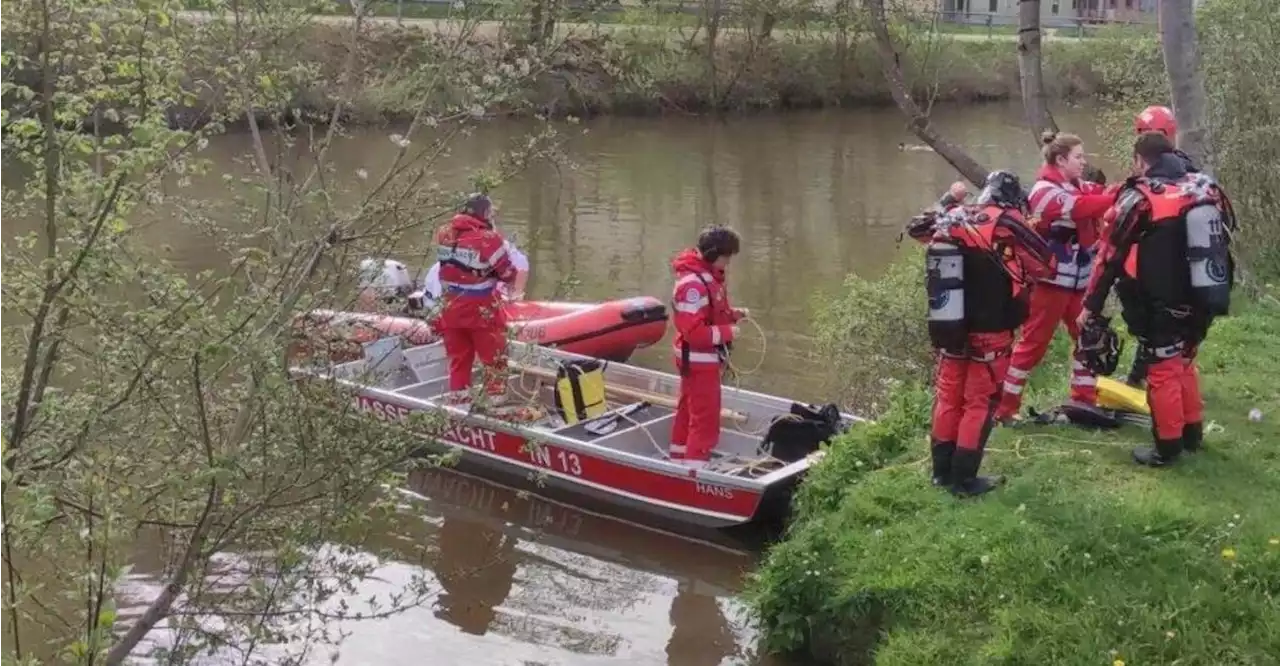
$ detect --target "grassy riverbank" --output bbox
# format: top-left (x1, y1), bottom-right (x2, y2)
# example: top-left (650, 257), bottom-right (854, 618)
top-left (746, 291), bottom-right (1280, 665)
top-left (301, 22), bottom-right (1154, 121)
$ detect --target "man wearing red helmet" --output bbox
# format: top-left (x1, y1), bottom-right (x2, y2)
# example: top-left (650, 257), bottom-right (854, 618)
top-left (1122, 105), bottom-right (1203, 389)
top-left (1135, 105), bottom-right (1200, 174)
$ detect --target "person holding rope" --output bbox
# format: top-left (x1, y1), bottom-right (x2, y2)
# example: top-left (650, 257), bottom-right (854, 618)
top-left (907, 172), bottom-right (1056, 496)
top-left (668, 225), bottom-right (750, 469)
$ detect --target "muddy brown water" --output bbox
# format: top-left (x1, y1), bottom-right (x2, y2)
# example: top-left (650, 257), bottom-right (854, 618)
top-left (6, 103), bottom-right (1113, 664)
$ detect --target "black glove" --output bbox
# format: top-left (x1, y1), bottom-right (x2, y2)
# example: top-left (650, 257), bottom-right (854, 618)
top-left (1075, 315), bottom-right (1122, 376)
top-left (906, 212), bottom-right (938, 241)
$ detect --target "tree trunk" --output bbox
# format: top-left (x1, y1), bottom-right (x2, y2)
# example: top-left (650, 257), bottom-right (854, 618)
top-left (759, 12), bottom-right (777, 40)
top-left (862, 0), bottom-right (990, 187)
top-left (1158, 0), bottom-right (1213, 173)
top-left (704, 0), bottom-right (722, 110)
top-left (1017, 0), bottom-right (1058, 139)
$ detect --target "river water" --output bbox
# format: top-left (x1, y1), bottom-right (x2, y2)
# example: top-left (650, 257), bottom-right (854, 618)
top-left (9, 102), bottom-right (1113, 664)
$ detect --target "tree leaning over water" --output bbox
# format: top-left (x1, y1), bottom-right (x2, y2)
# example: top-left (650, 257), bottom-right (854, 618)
top-left (0, 0), bottom-right (564, 663)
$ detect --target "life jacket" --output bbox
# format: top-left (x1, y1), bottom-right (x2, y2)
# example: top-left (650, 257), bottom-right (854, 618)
top-left (1028, 169), bottom-right (1094, 290)
top-left (669, 250), bottom-right (735, 372)
top-left (925, 206), bottom-right (1029, 352)
top-left (1121, 174), bottom-right (1234, 321)
top-left (434, 214), bottom-right (507, 298)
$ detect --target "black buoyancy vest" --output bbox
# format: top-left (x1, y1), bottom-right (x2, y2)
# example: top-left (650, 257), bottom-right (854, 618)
top-left (1115, 175), bottom-right (1235, 340)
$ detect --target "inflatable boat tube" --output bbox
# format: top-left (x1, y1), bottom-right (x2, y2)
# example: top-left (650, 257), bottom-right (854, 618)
top-left (295, 296), bottom-right (668, 363)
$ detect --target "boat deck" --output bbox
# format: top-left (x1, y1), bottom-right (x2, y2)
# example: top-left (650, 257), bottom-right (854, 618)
top-left (326, 339), bottom-right (848, 481)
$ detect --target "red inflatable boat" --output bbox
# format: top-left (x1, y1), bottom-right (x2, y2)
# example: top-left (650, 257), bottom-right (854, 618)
top-left (293, 297), bottom-right (669, 363)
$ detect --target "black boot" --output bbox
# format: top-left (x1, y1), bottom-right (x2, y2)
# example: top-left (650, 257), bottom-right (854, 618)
top-left (930, 439), bottom-right (956, 487)
top-left (1182, 422), bottom-right (1204, 453)
top-left (949, 448), bottom-right (1004, 498)
top-left (1133, 437), bottom-right (1183, 467)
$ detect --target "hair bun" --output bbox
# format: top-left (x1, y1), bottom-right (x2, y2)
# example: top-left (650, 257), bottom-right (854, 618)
top-left (1040, 130), bottom-right (1058, 146)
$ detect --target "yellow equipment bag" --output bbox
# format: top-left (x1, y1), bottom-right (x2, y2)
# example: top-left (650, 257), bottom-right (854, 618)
top-left (1096, 376), bottom-right (1150, 415)
top-left (555, 359), bottom-right (608, 425)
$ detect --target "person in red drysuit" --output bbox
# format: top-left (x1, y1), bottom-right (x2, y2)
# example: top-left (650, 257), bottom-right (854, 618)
top-left (995, 132), bottom-right (1117, 423)
top-left (433, 194), bottom-right (518, 403)
top-left (1122, 105), bottom-right (1202, 389)
top-left (908, 171), bottom-right (1056, 496)
top-left (1079, 132), bottom-right (1234, 466)
top-left (668, 226), bottom-right (749, 468)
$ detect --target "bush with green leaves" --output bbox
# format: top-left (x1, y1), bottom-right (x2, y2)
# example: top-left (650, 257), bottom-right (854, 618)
top-left (1, 1), bottom-right (559, 664)
top-left (810, 246), bottom-right (932, 415)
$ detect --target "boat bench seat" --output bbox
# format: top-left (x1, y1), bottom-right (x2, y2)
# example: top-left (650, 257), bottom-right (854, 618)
top-left (550, 402), bottom-right (674, 442)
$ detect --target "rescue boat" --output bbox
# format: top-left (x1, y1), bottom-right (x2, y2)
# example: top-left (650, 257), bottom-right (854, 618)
top-left (294, 296), bottom-right (668, 364)
top-left (291, 339), bottom-right (860, 531)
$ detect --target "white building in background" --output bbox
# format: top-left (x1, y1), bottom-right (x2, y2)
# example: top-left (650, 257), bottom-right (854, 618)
top-left (935, 0), bottom-right (1161, 27)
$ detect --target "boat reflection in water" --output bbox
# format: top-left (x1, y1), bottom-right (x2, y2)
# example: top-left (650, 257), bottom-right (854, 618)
top-left (406, 465), bottom-right (762, 665)
top-left (112, 464), bottom-right (766, 665)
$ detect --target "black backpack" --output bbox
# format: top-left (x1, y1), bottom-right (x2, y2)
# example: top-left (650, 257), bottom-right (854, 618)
top-left (761, 402), bottom-right (846, 463)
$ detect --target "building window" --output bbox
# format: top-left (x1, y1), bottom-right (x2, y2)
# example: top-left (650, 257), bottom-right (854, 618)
top-left (990, 0), bottom-right (998, 11)
top-left (1051, 0), bottom-right (1060, 13)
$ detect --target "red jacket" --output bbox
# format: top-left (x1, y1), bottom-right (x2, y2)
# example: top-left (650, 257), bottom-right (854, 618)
top-left (1027, 165), bottom-right (1116, 290)
top-left (670, 249), bottom-right (740, 367)
top-left (433, 213), bottom-right (517, 330)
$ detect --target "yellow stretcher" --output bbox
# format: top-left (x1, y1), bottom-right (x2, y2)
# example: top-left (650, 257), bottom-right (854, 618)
top-left (1095, 376), bottom-right (1151, 416)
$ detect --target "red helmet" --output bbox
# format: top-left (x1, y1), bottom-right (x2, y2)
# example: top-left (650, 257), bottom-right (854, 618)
top-left (1135, 105), bottom-right (1176, 139)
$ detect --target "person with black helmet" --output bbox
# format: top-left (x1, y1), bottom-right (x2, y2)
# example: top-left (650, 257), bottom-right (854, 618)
top-left (907, 171), bottom-right (1056, 496)
top-left (433, 193), bottom-right (520, 404)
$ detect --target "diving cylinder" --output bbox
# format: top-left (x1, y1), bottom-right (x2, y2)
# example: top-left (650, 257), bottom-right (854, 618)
top-left (926, 240), bottom-right (967, 351)
top-left (1184, 202), bottom-right (1232, 316)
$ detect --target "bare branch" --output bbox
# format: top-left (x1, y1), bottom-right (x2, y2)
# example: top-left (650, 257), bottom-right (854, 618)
top-left (862, 0), bottom-right (990, 186)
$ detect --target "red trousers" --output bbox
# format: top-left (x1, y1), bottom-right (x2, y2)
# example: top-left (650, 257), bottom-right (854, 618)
top-left (997, 285), bottom-right (1096, 419)
top-left (932, 331), bottom-right (1012, 451)
top-left (670, 362), bottom-right (722, 461)
top-left (442, 327), bottom-right (508, 395)
top-left (1148, 353), bottom-right (1204, 440)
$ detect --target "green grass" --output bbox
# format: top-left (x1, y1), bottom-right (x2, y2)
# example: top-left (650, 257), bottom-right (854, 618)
top-left (746, 294), bottom-right (1280, 665)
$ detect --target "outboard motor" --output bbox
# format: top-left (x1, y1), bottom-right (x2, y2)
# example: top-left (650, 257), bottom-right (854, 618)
top-left (925, 240), bottom-right (966, 352)
top-left (358, 258), bottom-right (415, 306)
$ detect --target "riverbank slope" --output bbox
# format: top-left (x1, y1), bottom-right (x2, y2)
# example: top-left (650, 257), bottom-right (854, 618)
top-left (746, 290), bottom-right (1280, 665)
top-left (276, 21), bottom-right (1158, 121)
